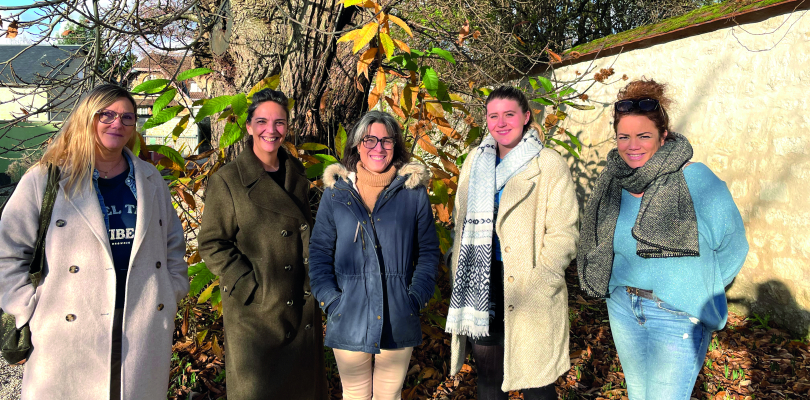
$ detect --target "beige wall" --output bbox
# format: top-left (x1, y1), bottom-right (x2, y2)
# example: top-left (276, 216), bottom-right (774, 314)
top-left (141, 114), bottom-right (200, 156)
top-left (549, 10), bottom-right (810, 336)
top-left (0, 87), bottom-right (48, 121)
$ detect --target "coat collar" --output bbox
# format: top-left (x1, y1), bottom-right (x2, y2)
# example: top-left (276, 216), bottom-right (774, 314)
top-left (322, 162), bottom-right (430, 190)
top-left (236, 147), bottom-right (309, 222)
top-left (59, 147), bottom-right (159, 264)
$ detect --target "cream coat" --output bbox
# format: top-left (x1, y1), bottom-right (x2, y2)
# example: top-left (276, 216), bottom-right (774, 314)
top-left (448, 147), bottom-right (579, 391)
top-left (0, 148), bottom-right (188, 400)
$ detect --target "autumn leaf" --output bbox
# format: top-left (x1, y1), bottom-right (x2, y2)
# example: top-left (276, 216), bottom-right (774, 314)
top-left (368, 70), bottom-right (386, 109)
top-left (387, 14), bottom-right (413, 37)
top-left (353, 22), bottom-right (379, 53)
top-left (379, 32), bottom-right (395, 60)
top-left (424, 101), bottom-right (444, 118)
top-left (393, 39), bottom-right (410, 53)
top-left (439, 156), bottom-right (460, 175)
top-left (357, 47), bottom-right (377, 79)
top-left (417, 132), bottom-right (439, 156)
top-left (547, 48), bottom-right (563, 63)
top-left (384, 97), bottom-right (406, 118)
top-left (457, 20), bottom-right (471, 45)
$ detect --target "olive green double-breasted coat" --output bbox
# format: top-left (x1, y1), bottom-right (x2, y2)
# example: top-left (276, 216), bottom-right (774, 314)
top-left (198, 148), bottom-right (327, 400)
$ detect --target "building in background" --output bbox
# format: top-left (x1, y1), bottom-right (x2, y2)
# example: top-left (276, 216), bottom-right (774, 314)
top-left (125, 54), bottom-right (211, 156)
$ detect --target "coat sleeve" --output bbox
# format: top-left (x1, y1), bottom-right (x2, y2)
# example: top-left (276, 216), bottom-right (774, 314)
top-left (537, 152), bottom-right (579, 275)
top-left (0, 167), bottom-right (45, 328)
top-left (408, 188), bottom-right (440, 311)
top-left (198, 173), bottom-right (257, 305)
top-left (307, 188), bottom-right (342, 314)
top-left (159, 178), bottom-right (190, 304)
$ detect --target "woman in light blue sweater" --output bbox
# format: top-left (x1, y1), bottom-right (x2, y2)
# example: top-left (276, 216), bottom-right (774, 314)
top-left (578, 79), bottom-right (748, 399)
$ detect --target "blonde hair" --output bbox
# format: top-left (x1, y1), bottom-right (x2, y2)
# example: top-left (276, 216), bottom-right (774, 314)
top-left (39, 85), bottom-right (138, 197)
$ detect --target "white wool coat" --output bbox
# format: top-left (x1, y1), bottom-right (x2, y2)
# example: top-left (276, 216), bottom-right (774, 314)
top-left (448, 147), bottom-right (579, 391)
top-left (0, 148), bottom-right (188, 400)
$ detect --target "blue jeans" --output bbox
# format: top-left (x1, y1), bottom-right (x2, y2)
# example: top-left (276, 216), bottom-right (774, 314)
top-left (606, 287), bottom-right (712, 400)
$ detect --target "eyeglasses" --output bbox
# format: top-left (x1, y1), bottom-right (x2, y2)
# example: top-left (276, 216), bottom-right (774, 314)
top-left (96, 110), bottom-right (137, 126)
top-left (615, 98), bottom-right (660, 114)
top-left (361, 136), bottom-right (395, 150)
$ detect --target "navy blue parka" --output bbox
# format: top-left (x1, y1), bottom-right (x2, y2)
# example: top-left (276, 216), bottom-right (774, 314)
top-left (308, 162), bottom-right (440, 353)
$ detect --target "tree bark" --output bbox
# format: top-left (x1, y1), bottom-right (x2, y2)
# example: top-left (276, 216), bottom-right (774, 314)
top-left (194, 0), bottom-right (372, 160)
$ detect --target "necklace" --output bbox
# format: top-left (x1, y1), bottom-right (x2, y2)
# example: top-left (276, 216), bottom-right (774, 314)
top-left (97, 156), bottom-right (124, 179)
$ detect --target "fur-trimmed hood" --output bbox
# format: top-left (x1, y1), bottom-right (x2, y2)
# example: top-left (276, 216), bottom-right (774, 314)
top-left (322, 162), bottom-right (430, 189)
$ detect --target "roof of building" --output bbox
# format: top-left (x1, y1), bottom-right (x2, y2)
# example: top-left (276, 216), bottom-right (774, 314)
top-left (554, 0), bottom-right (807, 66)
top-left (0, 44), bottom-right (85, 85)
top-left (129, 54), bottom-right (194, 77)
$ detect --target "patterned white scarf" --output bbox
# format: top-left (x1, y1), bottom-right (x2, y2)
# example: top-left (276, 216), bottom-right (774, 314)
top-left (446, 129), bottom-right (543, 338)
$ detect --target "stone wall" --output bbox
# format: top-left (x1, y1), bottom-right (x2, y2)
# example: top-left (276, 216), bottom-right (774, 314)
top-left (548, 9), bottom-right (810, 336)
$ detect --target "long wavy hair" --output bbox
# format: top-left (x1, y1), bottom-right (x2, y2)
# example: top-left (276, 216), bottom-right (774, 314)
top-left (38, 84), bottom-right (138, 197)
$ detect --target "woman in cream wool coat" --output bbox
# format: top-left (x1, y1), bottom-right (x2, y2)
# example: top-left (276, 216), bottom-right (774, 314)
top-left (0, 85), bottom-right (188, 400)
top-left (446, 86), bottom-right (578, 398)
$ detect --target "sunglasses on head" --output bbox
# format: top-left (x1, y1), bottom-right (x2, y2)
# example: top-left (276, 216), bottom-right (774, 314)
top-left (614, 98), bottom-right (659, 114)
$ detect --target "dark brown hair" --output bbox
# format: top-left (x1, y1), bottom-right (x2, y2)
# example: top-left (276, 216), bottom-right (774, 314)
top-left (613, 79), bottom-right (673, 140)
top-left (485, 86), bottom-right (535, 132)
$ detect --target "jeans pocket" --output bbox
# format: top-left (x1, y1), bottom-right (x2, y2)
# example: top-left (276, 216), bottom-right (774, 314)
top-left (655, 299), bottom-right (690, 317)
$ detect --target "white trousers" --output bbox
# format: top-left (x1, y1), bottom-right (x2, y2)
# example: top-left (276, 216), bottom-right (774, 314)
top-left (333, 347), bottom-right (414, 400)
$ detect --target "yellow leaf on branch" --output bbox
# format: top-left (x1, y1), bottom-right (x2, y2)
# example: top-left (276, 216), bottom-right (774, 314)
top-left (357, 47), bottom-right (377, 79)
top-left (361, 0), bottom-right (382, 13)
top-left (424, 101), bottom-right (445, 118)
top-left (354, 22), bottom-right (379, 54)
top-left (340, 0), bottom-right (366, 7)
top-left (388, 14), bottom-right (413, 37)
top-left (368, 70), bottom-right (386, 109)
top-left (380, 32), bottom-right (395, 60)
top-left (337, 28), bottom-right (362, 44)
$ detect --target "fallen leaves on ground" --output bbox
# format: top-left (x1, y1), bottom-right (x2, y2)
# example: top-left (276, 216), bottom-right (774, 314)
top-left (172, 264), bottom-right (809, 399)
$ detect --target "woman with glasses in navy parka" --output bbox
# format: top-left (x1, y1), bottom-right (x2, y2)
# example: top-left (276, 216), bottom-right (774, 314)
top-left (309, 111), bottom-right (440, 400)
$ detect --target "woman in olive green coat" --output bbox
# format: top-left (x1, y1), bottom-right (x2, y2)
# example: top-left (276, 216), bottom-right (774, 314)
top-left (198, 89), bottom-right (327, 400)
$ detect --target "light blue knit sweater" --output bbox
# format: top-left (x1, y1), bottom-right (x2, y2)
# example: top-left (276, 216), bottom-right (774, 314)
top-left (609, 162), bottom-right (749, 331)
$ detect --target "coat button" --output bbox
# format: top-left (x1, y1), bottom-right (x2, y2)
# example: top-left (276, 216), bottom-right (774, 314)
top-left (305, 324), bottom-right (312, 330)
top-left (504, 246), bottom-right (511, 253)
top-left (347, 201), bottom-right (352, 205)
top-left (68, 265), bottom-right (79, 273)
top-left (156, 261), bottom-right (162, 269)
top-left (284, 265), bottom-right (292, 271)
top-left (508, 305), bottom-right (514, 311)
top-left (300, 223), bottom-right (308, 231)
top-left (375, 343), bottom-right (378, 348)
top-left (362, 221), bottom-right (366, 224)
top-left (55, 219), bottom-right (66, 227)
top-left (508, 276), bottom-right (515, 283)
top-left (304, 291), bottom-right (311, 297)
top-left (303, 257), bottom-right (309, 264)
top-left (281, 230), bottom-right (289, 237)
top-left (158, 304), bottom-right (164, 311)
top-left (376, 218), bottom-right (380, 221)
top-left (159, 219), bottom-right (163, 226)
top-left (320, 301), bottom-right (325, 306)
top-left (65, 314), bottom-right (76, 322)
top-left (377, 315), bottom-right (381, 320)
top-left (287, 300), bottom-right (293, 306)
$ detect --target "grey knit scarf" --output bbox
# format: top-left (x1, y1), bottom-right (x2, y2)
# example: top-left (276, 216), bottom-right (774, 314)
top-left (577, 132), bottom-right (699, 298)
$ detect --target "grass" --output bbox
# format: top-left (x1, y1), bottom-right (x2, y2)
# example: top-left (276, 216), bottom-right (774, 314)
top-left (566, 0), bottom-right (792, 55)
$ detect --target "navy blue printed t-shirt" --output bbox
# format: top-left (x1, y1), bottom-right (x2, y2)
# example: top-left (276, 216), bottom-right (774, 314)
top-left (98, 165), bottom-right (137, 309)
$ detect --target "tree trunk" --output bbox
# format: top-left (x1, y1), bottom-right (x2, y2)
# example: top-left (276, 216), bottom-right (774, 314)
top-left (195, 0), bottom-right (372, 160)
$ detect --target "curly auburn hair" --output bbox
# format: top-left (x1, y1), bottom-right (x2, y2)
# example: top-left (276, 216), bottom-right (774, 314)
top-left (613, 79), bottom-right (673, 140)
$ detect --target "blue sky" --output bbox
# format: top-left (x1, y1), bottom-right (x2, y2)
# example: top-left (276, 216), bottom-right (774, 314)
top-left (2, 1), bottom-right (69, 38)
